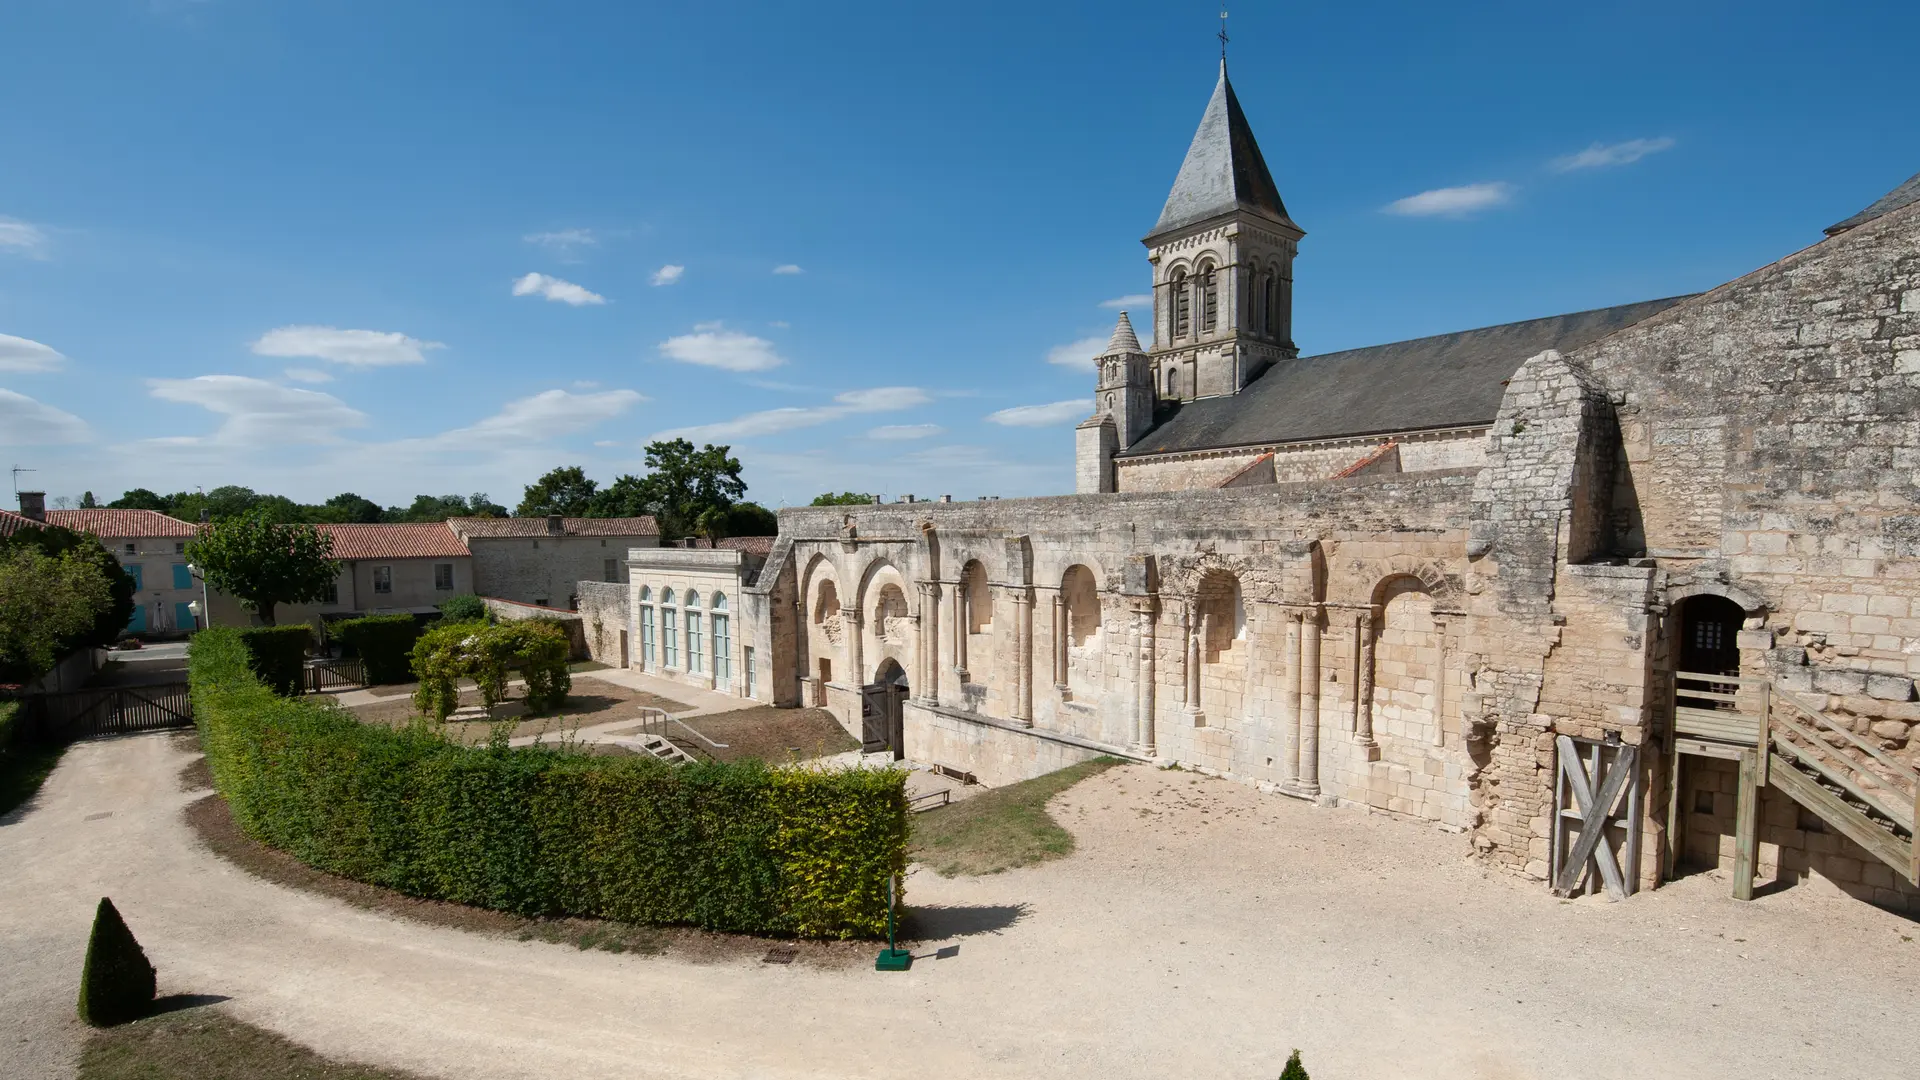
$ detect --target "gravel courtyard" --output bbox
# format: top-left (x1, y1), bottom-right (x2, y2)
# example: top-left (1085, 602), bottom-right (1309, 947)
top-left (4, 732), bottom-right (1917, 1080)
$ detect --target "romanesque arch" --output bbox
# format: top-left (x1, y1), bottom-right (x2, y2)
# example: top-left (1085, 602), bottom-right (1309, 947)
top-left (1059, 563), bottom-right (1103, 698)
top-left (1369, 574), bottom-right (1447, 749)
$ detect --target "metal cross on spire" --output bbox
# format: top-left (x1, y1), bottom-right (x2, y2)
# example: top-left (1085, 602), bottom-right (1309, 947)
top-left (1219, 8), bottom-right (1229, 62)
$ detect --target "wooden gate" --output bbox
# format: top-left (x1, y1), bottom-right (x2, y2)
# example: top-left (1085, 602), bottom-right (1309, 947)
top-left (26, 683), bottom-right (193, 743)
top-left (304, 657), bottom-right (366, 694)
top-left (1550, 734), bottom-right (1643, 900)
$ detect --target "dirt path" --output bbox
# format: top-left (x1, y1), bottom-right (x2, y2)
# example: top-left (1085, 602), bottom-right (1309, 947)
top-left (4, 733), bottom-right (1918, 1080)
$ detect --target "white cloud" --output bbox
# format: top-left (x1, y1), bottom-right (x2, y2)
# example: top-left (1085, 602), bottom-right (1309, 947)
top-left (511, 271), bottom-right (607, 306)
top-left (0, 389), bottom-right (89, 444)
top-left (1045, 334), bottom-right (1111, 370)
top-left (658, 327), bottom-right (785, 372)
top-left (1551, 137), bottom-right (1676, 172)
top-left (1383, 182), bottom-right (1514, 218)
top-left (430, 388), bottom-right (644, 446)
top-left (0, 333), bottom-right (66, 373)
top-left (772, 264), bottom-right (804, 275)
top-left (657, 386), bottom-right (929, 442)
top-left (985, 399), bottom-right (1089, 427)
top-left (523, 228), bottom-right (598, 256)
top-left (869, 423), bottom-right (943, 440)
top-left (0, 218), bottom-right (47, 258)
top-left (650, 264), bottom-right (685, 286)
top-left (147, 375), bottom-right (368, 445)
top-left (282, 367), bottom-right (333, 384)
top-left (250, 325), bottom-right (444, 367)
top-left (1099, 294), bottom-right (1152, 310)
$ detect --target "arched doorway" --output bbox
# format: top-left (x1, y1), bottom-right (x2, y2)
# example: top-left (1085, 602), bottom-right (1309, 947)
top-left (1668, 593), bottom-right (1753, 881)
top-left (1678, 594), bottom-right (1744, 677)
top-left (862, 658), bottom-right (908, 759)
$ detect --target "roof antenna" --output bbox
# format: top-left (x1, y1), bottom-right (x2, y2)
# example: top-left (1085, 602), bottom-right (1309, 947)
top-left (1219, 7), bottom-right (1229, 65)
top-left (10, 464), bottom-right (34, 495)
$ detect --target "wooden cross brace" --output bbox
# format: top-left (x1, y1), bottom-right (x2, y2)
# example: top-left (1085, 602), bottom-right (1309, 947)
top-left (1553, 735), bottom-right (1639, 900)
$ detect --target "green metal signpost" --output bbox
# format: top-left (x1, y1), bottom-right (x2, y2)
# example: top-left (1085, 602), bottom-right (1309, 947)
top-left (875, 875), bottom-right (911, 971)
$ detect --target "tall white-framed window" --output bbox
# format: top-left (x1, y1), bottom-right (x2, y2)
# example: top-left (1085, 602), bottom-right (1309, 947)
top-left (712, 592), bottom-right (731, 689)
top-left (638, 586), bottom-right (655, 671)
top-left (661, 587), bottom-right (679, 668)
top-left (744, 645), bottom-right (756, 698)
top-left (686, 590), bottom-right (704, 675)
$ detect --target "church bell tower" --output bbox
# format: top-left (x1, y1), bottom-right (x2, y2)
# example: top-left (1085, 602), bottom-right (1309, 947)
top-left (1143, 60), bottom-right (1303, 403)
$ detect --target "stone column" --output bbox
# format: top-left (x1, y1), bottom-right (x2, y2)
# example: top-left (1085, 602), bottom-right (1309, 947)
top-left (1014, 589), bottom-right (1034, 726)
top-left (842, 604), bottom-right (863, 687)
top-left (1052, 593), bottom-right (1067, 688)
top-left (1300, 607), bottom-right (1321, 793)
top-left (1282, 611), bottom-right (1302, 784)
top-left (1432, 616), bottom-right (1449, 747)
top-left (1184, 602), bottom-right (1204, 725)
top-left (1134, 600), bottom-right (1157, 755)
top-left (953, 581), bottom-right (968, 677)
top-left (917, 582), bottom-right (939, 705)
top-left (1356, 609), bottom-right (1377, 747)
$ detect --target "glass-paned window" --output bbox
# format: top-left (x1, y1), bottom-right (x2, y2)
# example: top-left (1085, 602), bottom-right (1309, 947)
top-left (687, 611), bottom-right (703, 675)
top-left (744, 646), bottom-right (756, 698)
top-left (663, 606), bottom-right (679, 667)
top-left (603, 558), bottom-right (619, 583)
top-left (639, 603), bottom-right (655, 670)
top-left (373, 566), bottom-right (393, 594)
top-left (711, 592), bottom-right (727, 611)
top-left (324, 580), bottom-right (339, 605)
top-left (713, 613), bottom-right (731, 687)
top-left (434, 563), bottom-right (454, 590)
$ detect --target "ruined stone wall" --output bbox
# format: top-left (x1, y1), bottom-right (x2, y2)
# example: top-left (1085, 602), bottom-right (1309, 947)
top-left (574, 580), bottom-right (629, 667)
top-left (1115, 427), bottom-right (1487, 492)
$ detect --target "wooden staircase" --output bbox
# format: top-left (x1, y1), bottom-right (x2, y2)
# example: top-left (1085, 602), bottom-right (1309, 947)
top-left (1666, 670), bottom-right (1919, 898)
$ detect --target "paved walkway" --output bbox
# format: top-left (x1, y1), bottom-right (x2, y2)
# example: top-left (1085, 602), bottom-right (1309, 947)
top-left (5, 732), bottom-right (1918, 1079)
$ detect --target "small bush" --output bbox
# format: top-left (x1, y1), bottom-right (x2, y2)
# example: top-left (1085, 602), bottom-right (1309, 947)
top-left (437, 593), bottom-right (487, 622)
top-left (331, 614), bottom-right (422, 685)
top-left (1279, 1050), bottom-right (1309, 1080)
top-left (409, 619), bottom-right (570, 721)
top-left (77, 897), bottom-right (156, 1027)
top-left (191, 626), bottom-right (904, 937)
top-left (237, 624), bottom-right (312, 696)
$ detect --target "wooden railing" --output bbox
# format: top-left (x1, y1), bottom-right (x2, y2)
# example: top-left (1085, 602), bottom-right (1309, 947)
top-left (1771, 686), bottom-right (1918, 835)
top-left (25, 683), bottom-right (193, 743)
top-left (1671, 670), bottom-right (1768, 747)
top-left (303, 657), bottom-right (366, 694)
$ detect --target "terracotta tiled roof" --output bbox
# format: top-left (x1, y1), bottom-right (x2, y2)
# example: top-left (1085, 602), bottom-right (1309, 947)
top-left (43, 509), bottom-right (199, 538)
top-left (447, 516), bottom-right (659, 538)
top-left (316, 523), bottom-right (471, 560)
top-left (671, 535), bottom-right (777, 555)
top-left (0, 509), bottom-right (45, 538)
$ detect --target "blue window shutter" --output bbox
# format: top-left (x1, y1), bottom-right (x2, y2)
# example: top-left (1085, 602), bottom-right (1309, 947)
top-left (127, 605), bottom-right (147, 633)
top-left (128, 564), bottom-right (143, 590)
top-left (175, 601), bottom-right (196, 629)
top-left (172, 563), bottom-right (192, 589)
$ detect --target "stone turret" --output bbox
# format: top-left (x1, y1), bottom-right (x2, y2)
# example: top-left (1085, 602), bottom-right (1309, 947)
top-left (1076, 312), bottom-right (1154, 494)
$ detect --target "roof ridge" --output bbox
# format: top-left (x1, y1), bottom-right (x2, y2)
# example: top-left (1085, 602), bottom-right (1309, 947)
top-left (1297, 295), bottom-right (1702, 362)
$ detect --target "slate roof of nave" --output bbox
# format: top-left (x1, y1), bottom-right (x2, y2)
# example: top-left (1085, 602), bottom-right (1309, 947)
top-left (1119, 295), bottom-right (1695, 457)
top-left (1826, 168), bottom-right (1920, 236)
top-left (1150, 62), bottom-right (1298, 239)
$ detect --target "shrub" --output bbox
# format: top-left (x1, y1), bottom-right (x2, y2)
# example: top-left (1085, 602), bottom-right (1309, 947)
top-left (190, 627), bottom-right (905, 937)
top-left (0, 701), bottom-right (18, 754)
top-left (409, 619), bottom-right (571, 721)
top-left (237, 624), bottom-right (312, 696)
top-left (332, 614), bottom-right (422, 685)
top-left (76, 897), bottom-right (156, 1027)
top-left (437, 593), bottom-right (487, 622)
top-left (1279, 1050), bottom-right (1309, 1080)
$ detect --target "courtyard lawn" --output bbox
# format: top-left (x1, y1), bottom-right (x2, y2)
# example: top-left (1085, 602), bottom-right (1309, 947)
top-left (910, 756), bottom-right (1125, 876)
top-left (81, 1008), bottom-right (428, 1080)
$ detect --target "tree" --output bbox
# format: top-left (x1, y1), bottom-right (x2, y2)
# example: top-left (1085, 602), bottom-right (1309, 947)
top-left (108, 488), bottom-right (169, 512)
top-left (517, 466), bottom-right (599, 517)
top-left (0, 523), bottom-right (134, 653)
top-left (79, 491), bottom-right (97, 508)
top-left (717, 501), bottom-right (778, 537)
top-left (184, 510), bottom-right (340, 626)
top-left (0, 546), bottom-right (117, 682)
top-left (811, 491), bottom-right (877, 506)
top-left (317, 492), bottom-right (385, 524)
top-left (1278, 1050), bottom-right (1309, 1080)
top-left (610, 440), bottom-right (748, 538)
top-left (392, 492), bottom-right (505, 522)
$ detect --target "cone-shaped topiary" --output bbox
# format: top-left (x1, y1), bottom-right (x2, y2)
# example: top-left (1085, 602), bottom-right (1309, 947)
top-left (1278, 1049), bottom-right (1310, 1080)
top-left (76, 897), bottom-right (156, 1027)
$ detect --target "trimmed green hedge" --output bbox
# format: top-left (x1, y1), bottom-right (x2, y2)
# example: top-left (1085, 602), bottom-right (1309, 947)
top-left (0, 701), bottom-right (18, 754)
top-left (76, 897), bottom-right (155, 1027)
top-left (237, 624), bottom-right (312, 697)
top-left (190, 627), bottom-right (906, 938)
top-left (332, 614), bottom-right (421, 685)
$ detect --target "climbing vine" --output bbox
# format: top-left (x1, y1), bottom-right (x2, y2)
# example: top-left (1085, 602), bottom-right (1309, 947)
top-left (410, 619), bottom-right (572, 721)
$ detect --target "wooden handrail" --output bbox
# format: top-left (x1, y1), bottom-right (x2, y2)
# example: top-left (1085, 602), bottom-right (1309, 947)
top-left (1675, 670), bottom-right (1769, 688)
top-left (1775, 686), bottom-right (1920, 793)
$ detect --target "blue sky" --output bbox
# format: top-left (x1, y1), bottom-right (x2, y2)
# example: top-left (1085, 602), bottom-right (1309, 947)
top-left (3, 1), bottom-right (1916, 510)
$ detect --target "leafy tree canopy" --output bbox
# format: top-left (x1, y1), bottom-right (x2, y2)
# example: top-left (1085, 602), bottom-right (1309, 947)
top-left (107, 488), bottom-right (169, 512)
top-left (79, 491), bottom-right (97, 508)
top-left (184, 510), bottom-right (341, 626)
top-left (516, 466), bottom-right (599, 518)
top-left (0, 545), bottom-right (118, 682)
top-left (0, 523), bottom-right (134, 652)
top-left (316, 492), bottom-right (384, 524)
top-left (811, 491), bottom-right (877, 506)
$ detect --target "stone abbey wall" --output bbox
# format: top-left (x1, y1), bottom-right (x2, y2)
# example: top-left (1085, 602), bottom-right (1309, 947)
top-left (1114, 426), bottom-right (1488, 492)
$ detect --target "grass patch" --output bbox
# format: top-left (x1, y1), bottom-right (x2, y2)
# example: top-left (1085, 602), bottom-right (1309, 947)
top-left (910, 757), bottom-right (1124, 877)
top-left (80, 1007), bottom-right (429, 1080)
top-left (0, 741), bottom-right (67, 820)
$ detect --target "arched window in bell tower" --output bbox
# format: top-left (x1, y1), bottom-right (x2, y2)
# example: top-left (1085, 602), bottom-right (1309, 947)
top-left (1171, 269), bottom-right (1191, 341)
top-left (1165, 366), bottom-right (1179, 399)
top-left (1198, 261), bottom-right (1218, 334)
top-left (1263, 269), bottom-right (1278, 336)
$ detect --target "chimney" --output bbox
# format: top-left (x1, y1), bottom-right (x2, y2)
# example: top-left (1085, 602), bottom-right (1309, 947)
top-left (546, 514), bottom-right (564, 535)
top-left (904, 494), bottom-right (916, 503)
top-left (940, 495), bottom-right (952, 503)
top-left (16, 491), bottom-right (45, 521)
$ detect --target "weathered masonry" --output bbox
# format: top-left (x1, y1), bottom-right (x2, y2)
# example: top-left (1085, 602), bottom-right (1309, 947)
top-left (639, 63), bottom-right (1920, 912)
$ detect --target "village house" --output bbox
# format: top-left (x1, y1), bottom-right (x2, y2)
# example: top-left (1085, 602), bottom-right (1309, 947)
top-left (16, 497), bottom-right (207, 635)
top-left (446, 515), bottom-right (658, 611)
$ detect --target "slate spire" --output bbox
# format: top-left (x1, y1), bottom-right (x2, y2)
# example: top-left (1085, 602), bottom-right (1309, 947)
top-left (1149, 61), bottom-right (1298, 240)
top-left (1104, 310), bottom-right (1144, 356)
